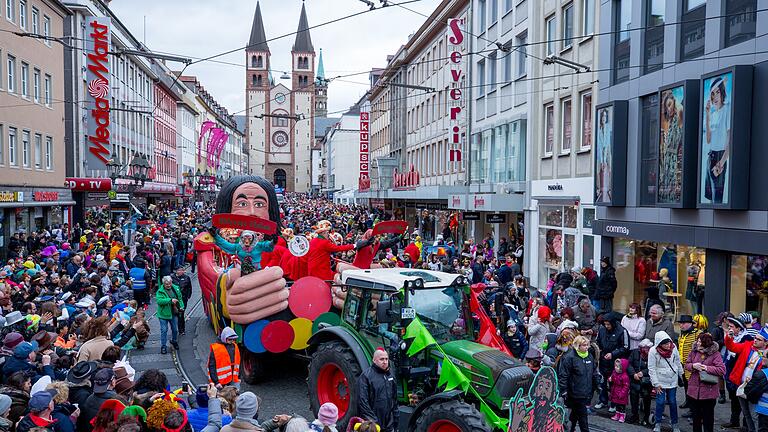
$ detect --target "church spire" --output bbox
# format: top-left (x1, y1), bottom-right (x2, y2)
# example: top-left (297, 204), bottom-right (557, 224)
top-left (248, 2), bottom-right (269, 52)
top-left (316, 48), bottom-right (325, 80)
top-left (292, 2), bottom-right (314, 52)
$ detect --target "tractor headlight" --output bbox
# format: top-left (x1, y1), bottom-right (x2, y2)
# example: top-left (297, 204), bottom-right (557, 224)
top-left (455, 275), bottom-right (467, 286)
top-left (502, 399), bottom-right (511, 410)
top-left (413, 278), bottom-right (424, 289)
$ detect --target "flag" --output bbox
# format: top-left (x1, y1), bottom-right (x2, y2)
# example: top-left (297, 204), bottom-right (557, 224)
top-left (404, 318), bottom-right (437, 356)
top-left (438, 358), bottom-right (470, 392)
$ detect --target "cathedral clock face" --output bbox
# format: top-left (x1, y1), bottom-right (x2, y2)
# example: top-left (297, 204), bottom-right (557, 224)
top-left (275, 92), bottom-right (286, 104)
top-left (272, 131), bottom-right (289, 147)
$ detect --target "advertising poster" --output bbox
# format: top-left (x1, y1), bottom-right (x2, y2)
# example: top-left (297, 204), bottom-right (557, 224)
top-left (658, 85), bottom-right (685, 204)
top-left (595, 105), bottom-right (613, 203)
top-left (699, 72), bottom-right (733, 205)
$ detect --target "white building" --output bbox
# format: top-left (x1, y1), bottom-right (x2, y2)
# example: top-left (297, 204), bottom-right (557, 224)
top-left (326, 104), bottom-right (362, 202)
top-left (176, 88), bottom-right (199, 183)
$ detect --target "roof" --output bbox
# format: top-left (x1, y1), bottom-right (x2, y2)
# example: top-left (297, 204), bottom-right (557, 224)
top-left (316, 48), bottom-right (325, 80)
top-left (342, 268), bottom-right (464, 291)
top-left (248, 2), bottom-right (269, 52)
top-left (233, 115), bottom-right (247, 134)
top-left (314, 116), bottom-right (339, 137)
top-left (292, 2), bottom-right (314, 52)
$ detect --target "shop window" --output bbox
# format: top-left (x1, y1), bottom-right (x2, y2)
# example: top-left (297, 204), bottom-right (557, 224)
top-left (612, 240), bottom-right (703, 321)
top-left (613, 0), bottom-right (631, 83)
top-left (582, 235), bottom-right (595, 268)
top-left (730, 255), bottom-right (768, 322)
top-left (539, 204), bottom-right (582, 287)
top-left (680, 0), bottom-right (706, 61)
top-left (643, 0), bottom-right (665, 74)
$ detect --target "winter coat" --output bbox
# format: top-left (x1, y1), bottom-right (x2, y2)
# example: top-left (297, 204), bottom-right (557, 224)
top-left (0, 385), bottom-right (29, 426)
top-left (78, 390), bottom-right (124, 432)
top-left (16, 413), bottom-right (55, 432)
top-left (724, 333), bottom-right (762, 386)
top-left (357, 364), bottom-right (398, 432)
top-left (527, 315), bottom-right (550, 353)
top-left (187, 403), bottom-right (232, 432)
top-left (626, 349), bottom-right (652, 393)
top-left (155, 283), bottom-right (184, 321)
top-left (502, 329), bottom-right (528, 359)
top-left (596, 312), bottom-right (630, 375)
top-left (594, 265), bottom-right (617, 300)
top-left (557, 347), bottom-right (602, 401)
top-left (76, 335), bottom-right (114, 363)
top-left (171, 273), bottom-right (193, 302)
top-left (2, 356), bottom-right (55, 383)
top-left (644, 317), bottom-right (677, 342)
top-left (310, 420), bottom-right (338, 432)
top-left (621, 315), bottom-right (646, 350)
top-left (52, 402), bottom-right (77, 432)
top-left (678, 328), bottom-right (702, 379)
top-left (648, 331), bottom-right (683, 389)
top-left (609, 358), bottom-right (631, 405)
top-left (573, 303), bottom-right (598, 334)
top-left (685, 341), bottom-right (726, 401)
top-left (219, 419), bottom-right (261, 432)
top-left (67, 382), bottom-right (92, 406)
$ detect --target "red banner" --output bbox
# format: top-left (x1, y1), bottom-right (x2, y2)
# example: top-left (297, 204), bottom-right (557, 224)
top-left (372, 220), bottom-right (408, 236)
top-left (359, 112), bottom-right (370, 189)
top-left (212, 213), bottom-right (277, 235)
top-left (64, 178), bottom-right (112, 192)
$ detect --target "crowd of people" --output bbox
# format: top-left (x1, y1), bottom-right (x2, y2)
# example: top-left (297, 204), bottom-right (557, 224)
top-left (0, 190), bottom-right (766, 432)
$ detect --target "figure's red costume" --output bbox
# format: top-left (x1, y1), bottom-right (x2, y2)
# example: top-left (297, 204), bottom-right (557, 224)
top-left (306, 237), bottom-right (354, 281)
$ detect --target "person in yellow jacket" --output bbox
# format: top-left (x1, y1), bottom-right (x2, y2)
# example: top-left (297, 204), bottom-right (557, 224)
top-left (208, 326), bottom-right (241, 390)
top-left (678, 314), bottom-right (705, 411)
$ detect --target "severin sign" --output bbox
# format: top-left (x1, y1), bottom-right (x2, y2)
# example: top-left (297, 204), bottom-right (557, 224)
top-left (447, 17), bottom-right (464, 163)
top-left (359, 112), bottom-right (370, 192)
top-left (85, 17), bottom-right (112, 171)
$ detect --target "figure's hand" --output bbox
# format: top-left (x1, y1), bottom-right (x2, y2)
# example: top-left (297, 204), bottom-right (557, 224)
top-left (332, 263), bottom-right (358, 309)
top-left (225, 266), bottom-right (288, 324)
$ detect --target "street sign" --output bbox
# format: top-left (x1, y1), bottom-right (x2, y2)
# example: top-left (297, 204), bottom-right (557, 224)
top-left (107, 190), bottom-right (117, 200)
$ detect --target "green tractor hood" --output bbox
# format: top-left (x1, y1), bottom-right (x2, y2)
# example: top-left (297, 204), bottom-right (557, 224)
top-left (439, 340), bottom-right (534, 410)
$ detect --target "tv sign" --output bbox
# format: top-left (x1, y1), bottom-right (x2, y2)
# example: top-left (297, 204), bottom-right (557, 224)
top-left (85, 17), bottom-right (112, 171)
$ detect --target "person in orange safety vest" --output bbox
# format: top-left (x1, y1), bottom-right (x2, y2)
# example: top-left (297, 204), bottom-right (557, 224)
top-left (208, 326), bottom-right (241, 389)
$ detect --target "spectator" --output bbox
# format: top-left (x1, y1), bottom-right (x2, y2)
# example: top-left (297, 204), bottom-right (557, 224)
top-left (678, 314), bottom-right (705, 411)
top-left (0, 371), bottom-right (31, 425)
top-left (171, 267), bottom-right (193, 336)
top-left (573, 298), bottom-right (598, 337)
top-left (527, 306), bottom-right (552, 355)
top-left (608, 358), bottom-right (630, 422)
top-left (558, 335), bottom-right (601, 432)
top-left (357, 349), bottom-right (397, 432)
top-left (78, 368), bottom-right (124, 432)
top-left (0, 394), bottom-right (12, 432)
top-left (648, 331), bottom-right (684, 432)
top-left (16, 390), bottom-right (57, 432)
top-left (156, 275), bottom-right (183, 355)
top-left (594, 312), bottom-right (630, 410)
top-left (645, 304), bottom-right (677, 342)
top-left (310, 402), bottom-right (339, 432)
top-left (220, 392), bottom-right (262, 432)
top-left (724, 316), bottom-right (765, 432)
top-left (627, 338), bottom-right (654, 425)
top-left (593, 257), bottom-right (617, 314)
top-left (208, 327), bottom-right (240, 390)
top-left (76, 316), bottom-right (114, 362)
top-left (502, 320), bottom-right (528, 360)
top-left (621, 303), bottom-right (646, 351)
top-left (685, 332), bottom-right (726, 432)
top-left (47, 381), bottom-right (77, 432)
top-left (187, 385), bottom-right (232, 432)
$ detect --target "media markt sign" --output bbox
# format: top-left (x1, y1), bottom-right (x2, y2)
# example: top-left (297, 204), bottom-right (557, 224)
top-left (85, 17), bottom-right (112, 172)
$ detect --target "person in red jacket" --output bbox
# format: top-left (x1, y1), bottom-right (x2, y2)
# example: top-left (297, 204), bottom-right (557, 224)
top-left (723, 316), bottom-right (766, 432)
top-left (306, 220), bottom-right (354, 281)
top-left (353, 230), bottom-right (403, 270)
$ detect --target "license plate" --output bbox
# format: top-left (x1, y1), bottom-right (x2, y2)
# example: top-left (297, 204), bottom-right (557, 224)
top-left (401, 308), bottom-right (416, 319)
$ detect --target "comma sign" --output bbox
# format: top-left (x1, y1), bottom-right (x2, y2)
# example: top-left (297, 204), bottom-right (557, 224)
top-left (359, 112), bottom-right (370, 191)
top-left (85, 17), bottom-right (112, 171)
top-left (447, 17), bottom-right (464, 164)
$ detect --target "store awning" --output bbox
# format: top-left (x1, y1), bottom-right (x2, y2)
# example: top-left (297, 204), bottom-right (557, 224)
top-left (0, 200), bottom-right (76, 208)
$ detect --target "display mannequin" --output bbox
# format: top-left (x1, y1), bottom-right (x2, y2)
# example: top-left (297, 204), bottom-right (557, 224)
top-left (696, 254), bottom-right (706, 313)
top-left (686, 253), bottom-right (701, 314)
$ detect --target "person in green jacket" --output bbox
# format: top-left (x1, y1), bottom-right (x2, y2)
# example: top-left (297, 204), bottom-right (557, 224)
top-left (156, 275), bottom-right (184, 354)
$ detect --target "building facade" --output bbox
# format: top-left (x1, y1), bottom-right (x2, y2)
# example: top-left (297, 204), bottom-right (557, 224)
top-left (526, 0), bottom-right (601, 288)
top-left (0, 0), bottom-right (72, 255)
top-left (176, 85), bottom-right (199, 199)
top-left (592, 0), bottom-right (764, 321)
top-left (151, 62), bottom-right (181, 190)
top-left (245, 1), bottom-right (315, 192)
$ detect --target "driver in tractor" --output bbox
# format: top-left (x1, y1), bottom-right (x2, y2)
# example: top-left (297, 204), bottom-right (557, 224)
top-left (357, 348), bottom-right (398, 432)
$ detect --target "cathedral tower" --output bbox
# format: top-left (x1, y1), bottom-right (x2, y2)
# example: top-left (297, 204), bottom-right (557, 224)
top-left (314, 48), bottom-right (328, 117)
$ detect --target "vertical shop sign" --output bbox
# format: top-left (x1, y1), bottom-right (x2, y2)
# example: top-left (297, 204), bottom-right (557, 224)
top-left (359, 112), bottom-right (370, 191)
top-left (447, 17), bottom-right (464, 164)
top-left (85, 17), bottom-right (112, 171)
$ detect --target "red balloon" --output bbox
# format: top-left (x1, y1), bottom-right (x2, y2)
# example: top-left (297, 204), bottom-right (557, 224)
top-left (261, 320), bottom-right (294, 353)
top-left (289, 276), bottom-right (332, 321)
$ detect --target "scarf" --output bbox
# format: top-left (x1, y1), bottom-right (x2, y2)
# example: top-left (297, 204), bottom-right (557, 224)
top-left (656, 343), bottom-right (674, 359)
top-left (576, 349), bottom-right (589, 359)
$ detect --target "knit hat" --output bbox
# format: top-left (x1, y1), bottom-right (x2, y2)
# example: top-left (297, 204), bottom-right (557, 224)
top-left (537, 306), bottom-right (551, 322)
top-left (318, 402), bottom-right (339, 426)
top-left (0, 394), bottom-right (11, 416)
top-left (121, 405), bottom-right (147, 422)
top-left (638, 338), bottom-right (654, 348)
top-left (740, 312), bottom-right (754, 324)
top-left (759, 326), bottom-right (768, 342)
top-left (234, 392), bottom-right (259, 421)
top-left (3, 332), bottom-right (24, 350)
top-left (220, 326), bottom-right (237, 343)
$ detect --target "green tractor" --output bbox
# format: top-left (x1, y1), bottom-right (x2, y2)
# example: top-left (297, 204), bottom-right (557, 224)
top-left (307, 269), bottom-right (533, 431)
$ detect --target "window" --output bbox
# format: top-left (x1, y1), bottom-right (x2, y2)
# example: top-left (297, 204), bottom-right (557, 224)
top-left (478, 0), bottom-right (486, 31)
top-left (21, 130), bottom-right (29, 167)
top-left (517, 33), bottom-right (527, 77)
top-left (33, 133), bottom-right (40, 168)
top-left (505, 0), bottom-right (514, 13)
top-left (503, 45), bottom-right (513, 81)
top-left (7, 55), bottom-right (15, 93)
top-left (20, 62), bottom-right (27, 97)
top-left (731, 254), bottom-right (768, 323)
top-left (546, 15), bottom-right (556, 55)
top-left (43, 15), bottom-right (50, 45)
top-left (18, 0), bottom-right (25, 29)
top-left (613, 0), bottom-right (631, 83)
top-left (544, 103), bottom-right (554, 155)
top-left (724, 0), bottom-right (757, 48)
top-left (561, 98), bottom-right (572, 153)
top-left (639, 93), bottom-right (659, 206)
top-left (30, 6), bottom-right (37, 34)
top-left (0, 125), bottom-right (3, 164)
top-left (680, 0), bottom-right (706, 61)
top-left (477, 59), bottom-right (486, 96)
top-left (644, 0), bottom-right (665, 74)
top-left (5, 0), bottom-right (11, 21)
top-left (8, 127), bottom-right (16, 166)
top-left (488, 52), bottom-right (497, 87)
top-left (44, 74), bottom-right (50, 105)
top-left (580, 92), bottom-right (592, 150)
top-left (490, 0), bottom-right (498, 23)
top-left (583, 0), bottom-right (594, 35)
top-left (562, 3), bottom-right (574, 49)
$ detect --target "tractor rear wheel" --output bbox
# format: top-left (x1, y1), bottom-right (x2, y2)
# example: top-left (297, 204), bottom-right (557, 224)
top-left (414, 400), bottom-right (491, 432)
top-left (308, 341), bottom-right (363, 429)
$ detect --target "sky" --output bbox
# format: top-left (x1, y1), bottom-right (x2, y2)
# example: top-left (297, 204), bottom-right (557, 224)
top-left (110, 0), bottom-right (442, 119)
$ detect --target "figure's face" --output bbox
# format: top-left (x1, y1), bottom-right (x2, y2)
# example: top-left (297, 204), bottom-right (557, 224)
top-left (231, 183), bottom-right (270, 219)
top-left (665, 98), bottom-right (674, 116)
top-left (711, 86), bottom-right (723, 107)
top-left (242, 236), bottom-right (253, 246)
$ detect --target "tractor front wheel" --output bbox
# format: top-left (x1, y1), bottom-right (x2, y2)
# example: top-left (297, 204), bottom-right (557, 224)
top-left (414, 400), bottom-right (491, 432)
top-left (308, 341), bottom-right (363, 429)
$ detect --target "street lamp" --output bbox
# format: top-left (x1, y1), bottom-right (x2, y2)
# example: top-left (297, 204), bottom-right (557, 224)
top-left (107, 153), bottom-right (150, 189)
